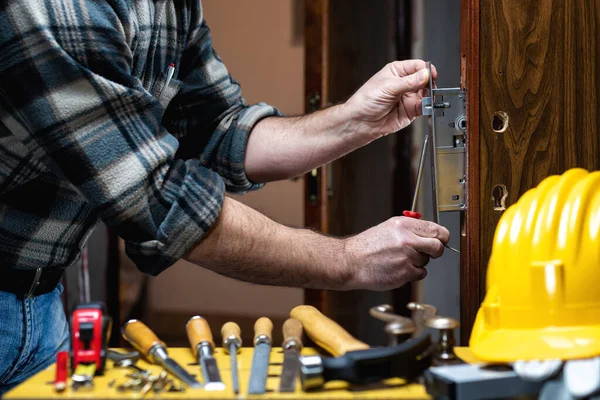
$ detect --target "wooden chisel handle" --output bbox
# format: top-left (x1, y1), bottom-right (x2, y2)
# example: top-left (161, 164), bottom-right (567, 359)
top-left (122, 319), bottom-right (166, 358)
top-left (186, 316), bottom-right (214, 356)
top-left (254, 317), bottom-right (273, 345)
top-left (290, 305), bottom-right (369, 357)
top-left (282, 318), bottom-right (303, 350)
top-left (221, 322), bottom-right (242, 352)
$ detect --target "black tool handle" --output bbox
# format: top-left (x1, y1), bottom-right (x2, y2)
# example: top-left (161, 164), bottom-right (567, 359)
top-left (321, 335), bottom-right (433, 385)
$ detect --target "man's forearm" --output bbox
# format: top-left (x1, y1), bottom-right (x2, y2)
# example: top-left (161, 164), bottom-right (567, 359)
top-left (244, 61), bottom-right (436, 183)
top-left (184, 196), bottom-right (352, 289)
top-left (244, 104), bottom-right (367, 182)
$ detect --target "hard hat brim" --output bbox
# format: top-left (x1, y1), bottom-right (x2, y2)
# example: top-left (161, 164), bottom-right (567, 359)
top-left (470, 317), bottom-right (600, 362)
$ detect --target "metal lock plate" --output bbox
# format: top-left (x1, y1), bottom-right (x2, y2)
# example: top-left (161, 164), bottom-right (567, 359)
top-left (421, 67), bottom-right (467, 221)
top-left (431, 88), bottom-right (466, 212)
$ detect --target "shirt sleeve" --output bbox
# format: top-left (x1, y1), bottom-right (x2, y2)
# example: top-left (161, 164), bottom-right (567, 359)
top-left (0, 2), bottom-right (227, 275)
top-left (162, 17), bottom-right (283, 194)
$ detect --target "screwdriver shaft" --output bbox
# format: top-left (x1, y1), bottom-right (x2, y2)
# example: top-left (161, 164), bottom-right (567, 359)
top-left (229, 344), bottom-right (239, 394)
top-left (411, 134), bottom-right (429, 212)
top-left (445, 245), bottom-right (460, 253)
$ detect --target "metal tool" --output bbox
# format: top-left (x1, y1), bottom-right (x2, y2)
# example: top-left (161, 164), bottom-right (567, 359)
top-left (404, 134), bottom-right (430, 220)
top-left (409, 61), bottom-right (467, 247)
top-left (369, 304), bottom-right (416, 346)
top-left (407, 302), bottom-right (437, 324)
top-left (186, 316), bottom-right (225, 391)
top-left (109, 349), bottom-right (150, 374)
top-left (402, 132), bottom-right (459, 253)
top-left (122, 319), bottom-right (202, 389)
top-left (116, 370), bottom-right (183, 395)
top-left (221, 322), bottom-right (242, 394)
top-left (247, 317), bottom-right (273, 394)
top-left (425, 315), bottom-right (460, 365)
top-left (279, 318), bottom-right (303, 392)
top-left (71, 363), bottom-right (96, 391)
top-left (107, 349), bottom-right (140, 362)
top-left (426, 60), bottom-right (441, 224)
top-left (291, 305), bottom-right (432, 390)
top-left (113, 357), bottom-right (150, 374)
top-left (424, 363), bottom-right (543, 400)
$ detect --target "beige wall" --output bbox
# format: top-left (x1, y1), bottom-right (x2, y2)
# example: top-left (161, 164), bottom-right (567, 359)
top-left (146, 0), bottom-right (305, 317)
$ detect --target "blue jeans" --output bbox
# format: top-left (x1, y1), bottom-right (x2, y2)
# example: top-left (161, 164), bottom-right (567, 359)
top-left (0, 283), bottom-right (70, 395)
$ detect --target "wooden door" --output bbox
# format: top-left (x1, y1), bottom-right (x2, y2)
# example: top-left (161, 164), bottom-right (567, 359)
top-left (303, 0), bottom-right (330, 313)
top-left (460, 0), bottom-right (600, 343)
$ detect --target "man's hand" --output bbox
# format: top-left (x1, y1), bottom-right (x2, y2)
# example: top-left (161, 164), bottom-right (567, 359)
top-left (245, 59), bottom-right (436, 182)
top-left (342, 59), bottom-right (437, 142)
top-left (343, 216), bottom-right (449, 291)
top-left (186, 197), bottom-right (450, 292)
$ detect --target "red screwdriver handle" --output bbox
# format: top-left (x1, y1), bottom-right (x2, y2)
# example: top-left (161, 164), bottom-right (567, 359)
top-left (402, 210), bottom-right (422, 219)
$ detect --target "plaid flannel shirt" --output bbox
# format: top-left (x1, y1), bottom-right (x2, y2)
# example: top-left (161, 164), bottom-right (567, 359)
top-left (0, 0), bottom-right (281, 274)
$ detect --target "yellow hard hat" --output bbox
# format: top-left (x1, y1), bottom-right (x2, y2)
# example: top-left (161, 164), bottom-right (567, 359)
top-left (470, 168), bottom-right (600, 362)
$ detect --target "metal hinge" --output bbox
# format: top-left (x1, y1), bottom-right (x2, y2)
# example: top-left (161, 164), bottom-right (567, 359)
top-left (419, 62), bottom-right (467, 223)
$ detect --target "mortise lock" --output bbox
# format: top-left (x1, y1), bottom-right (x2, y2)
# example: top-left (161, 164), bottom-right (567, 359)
top-left (420, 62), bottom-right (468, 223)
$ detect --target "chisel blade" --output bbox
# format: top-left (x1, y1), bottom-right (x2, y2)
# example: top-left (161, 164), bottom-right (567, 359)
top-left (279, 348), bottom-right (300, 392)
top-left (248, 342), bottom-right (271, 394)
top-left (157, 357), bottom-right (203, 389)
top-left (200, 355), bottom-right (225, 391)
top-left (230, 349), bottom-right (240, 394)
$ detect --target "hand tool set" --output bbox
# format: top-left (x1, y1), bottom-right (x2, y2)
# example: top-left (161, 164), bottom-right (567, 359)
top-left (44, 299), bottom-right (465, 398)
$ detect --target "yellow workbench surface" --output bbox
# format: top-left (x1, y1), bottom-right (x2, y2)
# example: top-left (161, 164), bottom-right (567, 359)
top-left (5, 347), bottom-right (434, 399)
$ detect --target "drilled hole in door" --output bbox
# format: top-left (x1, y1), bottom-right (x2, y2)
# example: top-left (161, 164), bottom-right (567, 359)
top-left (492, 111), bottom-right (509, 133)
top-left (492, 185), bottom-right (508, 211)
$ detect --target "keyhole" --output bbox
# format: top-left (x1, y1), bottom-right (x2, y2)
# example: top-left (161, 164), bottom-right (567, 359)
top-left (492, 111), bottom-right (509, 133)
top-left (492, 185), bottom-right (508, 211)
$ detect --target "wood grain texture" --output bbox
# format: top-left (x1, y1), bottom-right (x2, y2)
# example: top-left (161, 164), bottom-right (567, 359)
top-left (221, 322), bottom-right (242, 349)
top-left (253, 317), bottom-right (274, 343)
top-left (146, 310), bottom-right (284, 349)
top-left (459, 0), bottom-right (481, 345)
top-left (185, 316), bottom-right (214, 355)
top-left (290, 305), bottom-right (369, 357)
top-left (477, 0), bottom-right (600, 323)
top-left (121, 320), bottom-right (165, 357)
top-left (282, 318), bottom-right (304, 349)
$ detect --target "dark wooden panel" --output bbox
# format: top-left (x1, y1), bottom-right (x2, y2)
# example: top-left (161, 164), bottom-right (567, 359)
top-left (391, 0), bottom-right (416, 319)
top-left (324, 0), bottom-right (412, 345)
top-left (477, 0), bottom-right (600, 329)
top-left (303, 0), bottom-right (329, 313)
top-left (459, 0), bottom-right (480, 344)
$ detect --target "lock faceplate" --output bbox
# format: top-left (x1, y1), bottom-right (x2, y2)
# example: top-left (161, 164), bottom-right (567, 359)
top-left (422, 84), bottom-right (467, 218)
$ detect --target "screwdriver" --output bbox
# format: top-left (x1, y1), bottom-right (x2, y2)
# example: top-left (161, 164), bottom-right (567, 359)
top-left (403, 134), bottom-right (459, 254)
top-left (221, 322), bottom-right (242, 394)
